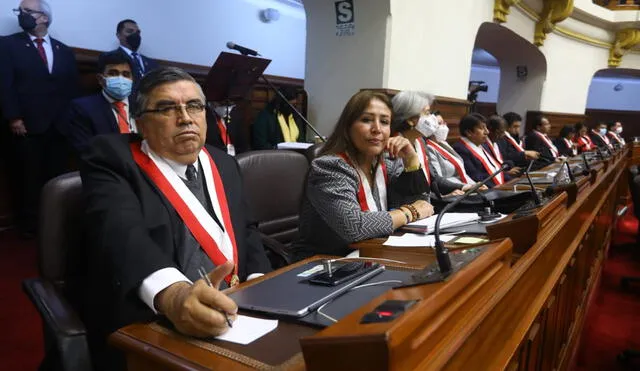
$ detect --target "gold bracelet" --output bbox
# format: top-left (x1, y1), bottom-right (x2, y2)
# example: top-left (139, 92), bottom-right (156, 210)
top-left (405, 203), bottom-right (420, 221)
top-left (404, 163), bottom-right (421, 172)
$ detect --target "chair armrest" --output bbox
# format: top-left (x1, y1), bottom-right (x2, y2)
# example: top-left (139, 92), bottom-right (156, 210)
top-left (260, 233), bottom-right (292, 268)
top-left (22, 278), bottom-right (86, 337)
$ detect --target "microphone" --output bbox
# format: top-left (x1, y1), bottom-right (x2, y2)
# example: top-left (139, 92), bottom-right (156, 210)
top-left (522, 160), bottom-right (543, 207)
top-left (433, 163), bottom-right (509, 276)
top-left (582, 153), bottom-right (591, 171)
top-left (564, 159), bottom-right (576, 182)
top-left (226, 42), bottom-right (260, 56)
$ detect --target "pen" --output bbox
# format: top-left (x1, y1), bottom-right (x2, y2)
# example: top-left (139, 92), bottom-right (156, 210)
top-left (198, 267), bottom-right (233, 328)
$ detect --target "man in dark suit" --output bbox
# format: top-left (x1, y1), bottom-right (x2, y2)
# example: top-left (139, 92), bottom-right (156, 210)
top-left (98, 19), bottom-right (159, 86)
top-left (497, 112), bottom-right (539, 167)
top-left (525, 115), bottom-right (559, 170)
top-left (589, 122), bottom-right (613, 150)
top-left (0, 0), bottom-right (78, 235)
top-left (66, 52), bottom-right (135, 153)
top-left (80, 67), bottom-right (271, 371)
top-left (206, 102), bottom-right (249, 155)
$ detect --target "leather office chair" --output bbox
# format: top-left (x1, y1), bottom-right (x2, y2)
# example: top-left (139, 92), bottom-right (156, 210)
top-left (305, 142), bottom-right (325, 163)
top-left (236, 150), bottom-right (309, 268)
top-left (22, 172), bottom-right (92, 371)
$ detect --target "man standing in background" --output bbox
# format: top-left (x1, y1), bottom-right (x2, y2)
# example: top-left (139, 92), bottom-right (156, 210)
top-left (99, 19), bottom-right (159, 86)
top-left (0, 0), bottom-right (78, 236)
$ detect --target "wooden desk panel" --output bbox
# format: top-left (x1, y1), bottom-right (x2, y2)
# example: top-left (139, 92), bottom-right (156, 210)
top-left (111, 149), bottom-right (629, 371)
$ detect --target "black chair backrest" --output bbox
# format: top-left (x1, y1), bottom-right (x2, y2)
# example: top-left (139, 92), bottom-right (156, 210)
top-left (305, 142), bottom-right (325, 163)
top-left (628, 166), bottom-right (640, 219)
top-left (236, 150), bottom-right (309, 245)
top-left (38, 172), bottom-right (87, 306)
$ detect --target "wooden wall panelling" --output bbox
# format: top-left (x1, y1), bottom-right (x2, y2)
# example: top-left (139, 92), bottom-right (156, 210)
top-left (525, 111), bottom-right (587, 138)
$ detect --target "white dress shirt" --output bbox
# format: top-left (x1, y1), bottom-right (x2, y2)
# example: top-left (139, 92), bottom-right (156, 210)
top-left (29, 33), bottom-right (53, 73)
top-left (137, 141), bottom-right (262, 313)
top-left (101, 91), bottom-right (137, 133)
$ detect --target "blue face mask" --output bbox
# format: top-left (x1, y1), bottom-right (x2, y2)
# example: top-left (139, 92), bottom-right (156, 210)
top-left (599, 128), bottom-right (607, 136)
top-left (103, 76), bottom-right (133, 100)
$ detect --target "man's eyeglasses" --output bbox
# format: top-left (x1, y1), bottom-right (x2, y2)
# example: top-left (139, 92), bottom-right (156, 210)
top-left (13, 8), bottom-right (45, 16)
top-left (139, 102), bottom-right (206, 118)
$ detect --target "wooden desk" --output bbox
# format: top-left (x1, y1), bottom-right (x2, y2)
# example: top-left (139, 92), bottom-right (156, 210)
top-left (110, 149), bottom-right (629, 371)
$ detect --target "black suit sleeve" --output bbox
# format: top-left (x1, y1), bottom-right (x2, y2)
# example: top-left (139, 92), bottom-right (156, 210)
top-left (66, 101), bottom-right (95, 153)
top-left (80, 138), bottom-right (180, 297)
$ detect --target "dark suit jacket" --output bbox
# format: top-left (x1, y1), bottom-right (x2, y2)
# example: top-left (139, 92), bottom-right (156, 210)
top-left (497, 137), bottom-right (527, 167)
top-left (553, 137), bottom-right (575, 157)
top-left (206, 106), bottom-right (249, 154)
top-left (589, 131), bottom-right (612, 149)
top-left (66, 93), bottom-right (129, 153)
top-left (524, 132), bottom-right (556, 169)
top-left (251, 105), bottom-right (306, 150)
top-left (452, 140), bottom-right (501, 188)
top-left (606, 132), bottom-right (623, 146)
top-left (99, 47), bottom-right (159, 85)
top-left (80, 135), bottom-right (271, 360)
top-left (0, 32), bottom-right (78, 134)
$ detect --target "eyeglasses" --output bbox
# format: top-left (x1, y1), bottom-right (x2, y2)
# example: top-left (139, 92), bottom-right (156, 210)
top-left (139, 101), bottom-right (206, 118)
top-left (12, 8), bottom-right (45, 16)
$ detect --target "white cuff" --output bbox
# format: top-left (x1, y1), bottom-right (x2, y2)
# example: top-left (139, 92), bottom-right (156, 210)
top-left (138, 267), bottom-right (192, 314)
top-left (247, 273), bottom-right (264, 281)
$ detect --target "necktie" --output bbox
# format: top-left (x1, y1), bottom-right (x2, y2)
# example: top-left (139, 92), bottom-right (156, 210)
top-left (112, 101), bottom-right (130, 133)
top-left (131, 52), bottom-right (144, 77)
top-left (34, 38), bottom-right (48, 67)
top-left (186, 164), bottom-right (197, 182)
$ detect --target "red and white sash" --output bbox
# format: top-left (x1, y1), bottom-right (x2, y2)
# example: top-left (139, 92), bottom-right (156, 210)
top-left (591, 130), bottom-right (613, 149)
top-left (460, 138), bottom-right (504, 185)
top-left (533, 131), bottom-right (559, 158)
top-left (563, 138), bottom-right (577, 156)
top-left (485, 139), bottom-right (504, 165)
top-left (575, 135), bottom-right (595, 151)
top-left (426, 139), bottom-right (471, 184)
top-left (338, 153), bottom-right (388, 212)
top-left (504, 132), bottom-right (524, 153)
top-left (607, 132), bottom-right (622, 145)
top-left (131, 142), bottom-right (239, 284)
top-left (414, 139), bottom-right (431, 185)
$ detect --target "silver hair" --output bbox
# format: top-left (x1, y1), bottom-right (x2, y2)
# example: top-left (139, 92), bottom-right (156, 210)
top-left (20, 0), bottom-right (52, 26)
top-left (391, 90), bottom-right (435, 125)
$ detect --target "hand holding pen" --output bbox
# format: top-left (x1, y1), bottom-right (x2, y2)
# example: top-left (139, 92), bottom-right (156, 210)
top-left (198, 266), bottom-right (233, 328)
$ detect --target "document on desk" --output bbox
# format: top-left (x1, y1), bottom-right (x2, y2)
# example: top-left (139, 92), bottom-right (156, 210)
top-left (276, 142), bottom-right (313, 150)
top-left (383, 233), bottom-right (456, 247)
top-left (215, 315), bottom-right (278, 345)
top-left (404, 213), bottom-right (481, 234)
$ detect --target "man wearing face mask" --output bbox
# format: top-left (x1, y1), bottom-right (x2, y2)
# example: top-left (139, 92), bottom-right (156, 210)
top-left (0, 0), bottom-right (78, 236)
top-left (205, 101), bottom-right (249, 155)
top-left (589, 122), bottom-right (614, 150)
top-left (99, 19), bottom-right (159, 86)
top-left (606, 121), bottom-right (625, 147)
top-left (66, 52), bottom-right (135, 153)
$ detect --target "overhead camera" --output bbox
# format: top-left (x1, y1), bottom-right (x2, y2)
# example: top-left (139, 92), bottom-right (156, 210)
top-left (467, 80), bottom-right (488, 103)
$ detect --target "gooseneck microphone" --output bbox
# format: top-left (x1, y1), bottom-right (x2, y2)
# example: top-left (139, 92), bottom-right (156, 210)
top-left (433, 163), bottom-right (509, 276)
top-left (582, 153), bottom-right (591, 171)
top-left (523, 160), bottom-right (542, 207)
top-left (226, 42), bottom-right (260, 56)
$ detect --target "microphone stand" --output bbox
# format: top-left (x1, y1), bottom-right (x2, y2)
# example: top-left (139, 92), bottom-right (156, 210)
top-left (433, 164), bottom-right (509, 277)
top-left (259, 75), bottom-right (325, 142)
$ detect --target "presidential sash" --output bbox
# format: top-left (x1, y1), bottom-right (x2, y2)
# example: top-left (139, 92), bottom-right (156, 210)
top-left (426, 139), bottom-right (471, 184)
top-left (533, 131), bottom-right (559, 158)
top-left (131, 142), bottom-right (239, 286)
top-left (504, 132), bottom-right (524, 153)
top-left (338, 153), bottom-right (388, 212)
top-left (414, 138), bottom-right (431, 185)
top-left (459, 138), bottom-right (504, 185)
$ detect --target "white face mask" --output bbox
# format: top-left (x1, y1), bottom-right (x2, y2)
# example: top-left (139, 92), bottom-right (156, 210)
top-left (434, 124), bottom-right (449, 142)
top-left (616, 127), bottom-right (623, 134)
top-left (415, 114), bottom-right (439, 137)
top-left (599, 128), bottom-right (607, 136)
top-left (213, 105), bottom-right (235, 118)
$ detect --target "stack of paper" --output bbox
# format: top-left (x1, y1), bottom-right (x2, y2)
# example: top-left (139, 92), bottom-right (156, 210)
top-left (215, 315), bottom-right (278, 345)
top-left (276, 142), bottom-right (313, 150)
top-left (383, 233), bottom-right (456, 247)
top-left (406, 213), bottom-right (480, 234)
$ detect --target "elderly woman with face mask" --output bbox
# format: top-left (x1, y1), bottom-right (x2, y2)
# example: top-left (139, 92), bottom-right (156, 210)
top-left (390, 91), bottom-right (476, 198)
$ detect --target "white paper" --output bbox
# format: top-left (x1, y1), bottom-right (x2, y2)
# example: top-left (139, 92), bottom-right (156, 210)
top-left (276, 142), bottom-right (313, 150)
top-left (383, 233), bottom-right (456, 247)
top-left (406, 213), bottom-right (480, 232)
top-left (215, 315), bottom-right (278, 345)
